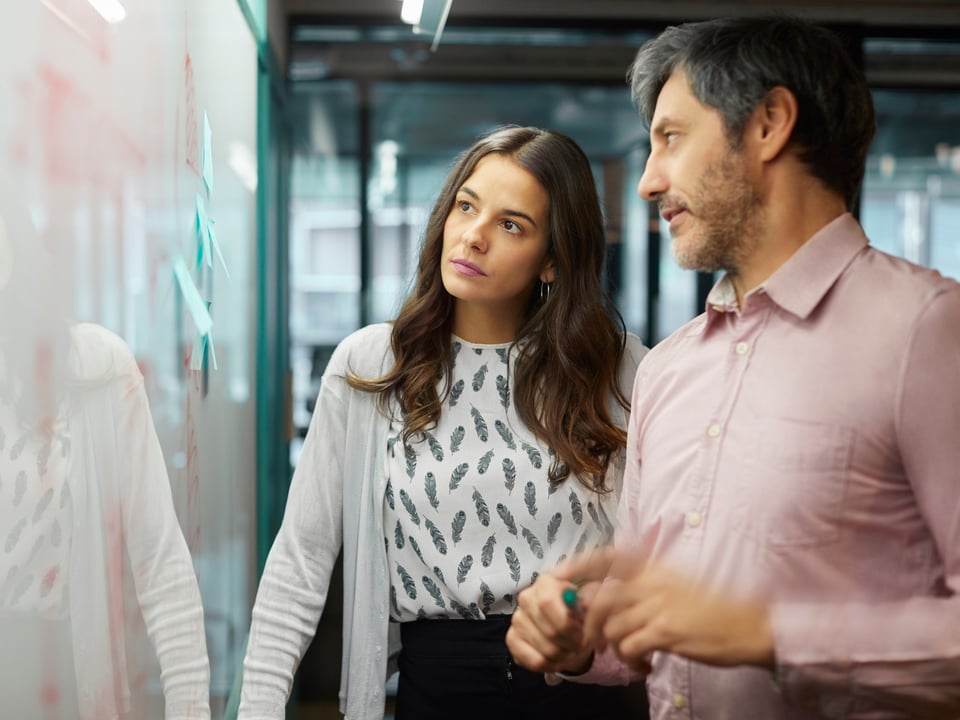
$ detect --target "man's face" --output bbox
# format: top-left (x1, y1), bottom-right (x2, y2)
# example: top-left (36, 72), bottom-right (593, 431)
top-left (638, 72), bottom-right (763, 274)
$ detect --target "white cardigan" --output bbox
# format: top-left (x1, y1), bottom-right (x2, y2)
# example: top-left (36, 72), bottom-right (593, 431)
top-left (66, 323), bottom-right (210, 720)
top-left (239, 323), bottom-right (647, 720)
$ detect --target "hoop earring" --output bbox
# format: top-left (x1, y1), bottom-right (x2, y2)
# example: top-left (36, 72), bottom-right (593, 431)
top-left (539, 281), bottom-right (552, 302)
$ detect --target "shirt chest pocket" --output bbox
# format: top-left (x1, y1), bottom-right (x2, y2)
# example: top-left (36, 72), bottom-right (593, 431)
top-left (736, 418), bottom-right (854, 549)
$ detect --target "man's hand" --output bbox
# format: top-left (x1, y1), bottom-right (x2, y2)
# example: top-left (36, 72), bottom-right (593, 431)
top-left (582, 558), bottom-right (776, 671)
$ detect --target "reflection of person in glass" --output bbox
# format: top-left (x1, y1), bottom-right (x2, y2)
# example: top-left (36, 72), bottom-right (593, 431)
top-left (239, 126), bottom-right (648, 719)
top-left (0, 208), bottom-right (210, 719)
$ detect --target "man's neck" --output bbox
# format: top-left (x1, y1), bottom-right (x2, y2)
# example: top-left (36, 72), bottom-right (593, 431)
top-left (730, 179), bottom-right (848, 304)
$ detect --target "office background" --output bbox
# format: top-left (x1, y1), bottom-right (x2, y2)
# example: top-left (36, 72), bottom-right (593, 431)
top-left (1, 1), bottom-right (956, 718)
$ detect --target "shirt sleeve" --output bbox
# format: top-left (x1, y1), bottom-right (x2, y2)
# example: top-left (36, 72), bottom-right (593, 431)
top-left (771, 284), bottom-right (960, 718)
top-left (238, 354), bottom-right (350, 719)
top-left (117, 355), bottom-right (211, 719)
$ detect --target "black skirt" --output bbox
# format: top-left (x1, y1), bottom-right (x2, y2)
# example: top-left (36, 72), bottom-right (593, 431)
top-left (395, 615), bottom-right (648, 720)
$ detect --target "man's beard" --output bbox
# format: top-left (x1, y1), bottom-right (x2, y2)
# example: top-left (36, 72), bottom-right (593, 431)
top-left (671, 149), bottom-right (764, 275)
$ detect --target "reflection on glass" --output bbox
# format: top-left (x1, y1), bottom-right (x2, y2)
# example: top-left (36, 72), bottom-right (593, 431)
top-left (862, 89), bottom-right (960, 280)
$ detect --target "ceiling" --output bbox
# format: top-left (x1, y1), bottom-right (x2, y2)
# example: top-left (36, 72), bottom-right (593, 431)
top-left (281, 0), bottom-right (960, 169)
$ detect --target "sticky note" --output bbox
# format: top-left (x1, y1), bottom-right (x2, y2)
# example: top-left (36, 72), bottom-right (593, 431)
top-left (173, 255), bottom-right (213, 336)
top-left (202, 110), bottom-right (214, 196)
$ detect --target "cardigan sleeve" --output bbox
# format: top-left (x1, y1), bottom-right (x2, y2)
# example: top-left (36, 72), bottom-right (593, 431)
top-left (107, 331), bottom-right (212, 719)
top-left (66, 323), bottom-right (211, 719)
top-left (238, 333), bottom-right (358, 719)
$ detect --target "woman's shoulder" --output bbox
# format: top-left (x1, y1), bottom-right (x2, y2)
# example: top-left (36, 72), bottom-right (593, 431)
top-left (67, 322), bottom-right (140, 385)
top-left (617, 332), bottom-right (649, 397)
top-left (325, 322), bottom-right (394, 378)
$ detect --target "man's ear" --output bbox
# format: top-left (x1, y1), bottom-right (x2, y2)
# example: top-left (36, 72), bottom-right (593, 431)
top-left (747, 86), bottom-right (798, 163)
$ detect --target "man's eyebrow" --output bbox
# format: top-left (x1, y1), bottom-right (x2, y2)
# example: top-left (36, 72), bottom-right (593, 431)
top-left (651, 115), bottom-right (685, 137)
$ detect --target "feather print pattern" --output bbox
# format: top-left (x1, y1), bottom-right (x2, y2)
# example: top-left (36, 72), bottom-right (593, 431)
top-left (587, 500), bottom-right (601, 528)
top-left (575, 531), bottom-right (589, 554)
top-left (433, 565), bottom-right (446, 585)
top-left (480, 534), bottom-right (497, 567)
top-left (494, 420), bottom-right (516, 449)
top-left (404, 442), bottom-right (417, 478)
top-left (521, 441), bottom-right (542, 469)
top-left (521, 526), bottom-right (544, 559)
top-left (477, 449), bottom-right (494, 474)
top-left (451, 510), bottom-right (466, 544)
top-left (495, 348), bottom-right (509, 364)
top-left (502, 458), bottom-right (516, 493)
top-left (505, 546), bottom-right (521, 583)
top-left (390, 585), bottom-right (400, 616)
top-left (456, 555), bottom-right (474, 585)
top-left (546, 512), bottom-right (562, 545)
top-left (450, 425), bottom-right (465, 453)
top-left (409, 535), bottom-right (425, 563)
top-left (422, 575), bottom-right (445, 608)
top-left (399, 489), bottom-right (420, 526)
top-left (449, 379), bottom-right (464, 407)
top-left (394, 519), bottom-right (405, 549)
top-left (496, 503), bottom-right (518, 536)
top-left (569, 491), bottom-right (583, 525)
top-left (480, 580), bottom-right (496, 615)
top-left (524, 481), bottom-right (537, 517)
top-left (472, 363), bottom-right (488, 391)
top-left (472, 488), bottom-right (490, 526)
top-left (449, 463), bottom-right (469, 492)
top-left (496, 375), bottom-right (510, 409)
top-left (396, 563), bottom-right (417, 599)
top-left (425, 432), bottom-right (444, 462)
top-left (424, 517), bottom-right (448, 554)
top-left (424, 472), bottom-right (439, 510)
top-left (384, 479), bottom-right (395, 510)
top-left (470, 406), bottom-right (489, 441)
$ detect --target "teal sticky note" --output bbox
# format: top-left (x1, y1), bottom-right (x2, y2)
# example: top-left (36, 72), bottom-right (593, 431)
top-left (202, 110), bottom-right (214, 196)
top-left (173, 255), bottom-right (213, 336)
top-left (206, 328), bottom-right (218, 371)
top-left (207, 218), bottom-right (230, 280)
top-left (195, 194), bottom-right (210, 270)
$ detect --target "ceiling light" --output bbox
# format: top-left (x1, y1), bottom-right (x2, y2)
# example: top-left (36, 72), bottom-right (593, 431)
top-left (400, 0), bottom-right (423, 26)
top-left (86, 0), bottom-right (126, 23)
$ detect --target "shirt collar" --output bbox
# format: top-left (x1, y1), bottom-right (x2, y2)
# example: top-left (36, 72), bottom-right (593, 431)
top-left (704, 213), bottom-right (867, 327)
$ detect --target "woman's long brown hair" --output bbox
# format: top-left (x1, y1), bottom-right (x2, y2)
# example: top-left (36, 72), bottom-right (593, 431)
top-left (348, 126), bottom-right (629, 492)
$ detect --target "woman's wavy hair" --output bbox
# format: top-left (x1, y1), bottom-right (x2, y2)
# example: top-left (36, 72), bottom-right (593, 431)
top-left (349, 125), bottom-right (629, 491)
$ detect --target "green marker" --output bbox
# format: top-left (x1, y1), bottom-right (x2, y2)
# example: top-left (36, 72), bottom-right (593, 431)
top-left (562, 587), bottom-right (579, 609)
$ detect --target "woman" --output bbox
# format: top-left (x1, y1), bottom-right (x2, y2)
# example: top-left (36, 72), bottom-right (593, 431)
top-left (239, 126), bottom-right (647, 719)
top-left (0, 203), bottom-right (210, 719)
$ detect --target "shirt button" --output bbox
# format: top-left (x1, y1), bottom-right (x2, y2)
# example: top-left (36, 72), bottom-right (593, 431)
top-left (673, 693), bottom-right (687, 708)
top-left (686, 511), bottom-right (703, 528)
top-left (735, 341), bottom-right (749, 355)
top-left (707, 423), bottom-right (721, 438)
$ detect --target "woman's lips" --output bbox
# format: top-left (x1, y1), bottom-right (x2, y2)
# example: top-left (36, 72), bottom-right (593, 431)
top-left (452, 259), bottom-right (485, 276)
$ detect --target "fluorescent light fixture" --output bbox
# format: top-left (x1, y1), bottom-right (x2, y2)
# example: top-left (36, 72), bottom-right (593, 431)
top-left (87, 0), bottom-right (126, 23)
top-left (400, 0), bottom-right (423, 26)
top-left (401, 0), bottom-right (452, 50)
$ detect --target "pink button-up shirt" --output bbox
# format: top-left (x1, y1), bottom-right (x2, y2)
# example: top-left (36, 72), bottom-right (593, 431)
top-left (586, 214), bottom-right (960, 719)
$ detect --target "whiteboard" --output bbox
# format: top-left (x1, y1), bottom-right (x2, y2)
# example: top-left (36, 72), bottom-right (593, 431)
top-left (0, 0), bottom-right (259, 715)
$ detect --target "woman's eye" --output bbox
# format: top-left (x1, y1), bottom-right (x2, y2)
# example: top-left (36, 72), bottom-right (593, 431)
top-left (502, 220), bottom-right (520, 233)
top-left (458, 200), bottom-right (473, 212)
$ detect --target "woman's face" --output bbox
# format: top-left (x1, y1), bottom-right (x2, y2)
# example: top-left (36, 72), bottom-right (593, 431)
top-left (441, 154), bottom-right (554, 343)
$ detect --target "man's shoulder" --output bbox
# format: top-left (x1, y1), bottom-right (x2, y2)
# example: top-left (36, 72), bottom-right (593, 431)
top-left (643, 313), bottom-right (708, 365)
top-left (859, 246), bottom-right (959, 299)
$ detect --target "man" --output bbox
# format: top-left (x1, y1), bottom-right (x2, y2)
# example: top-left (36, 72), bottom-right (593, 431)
top-left (506, 16), bottom-right (960, 720)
